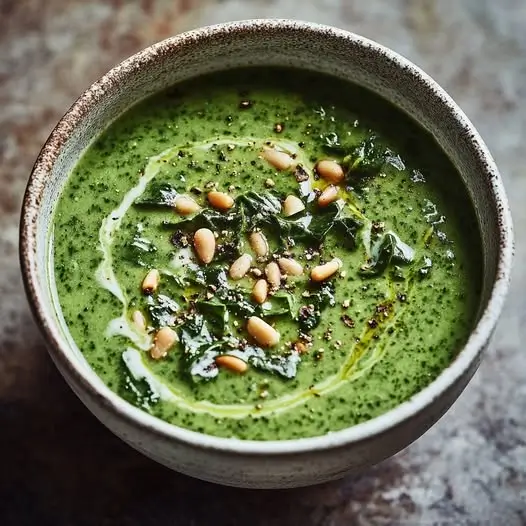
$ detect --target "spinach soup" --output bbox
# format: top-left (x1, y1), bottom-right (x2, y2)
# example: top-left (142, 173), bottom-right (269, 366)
top-left (53, 68), bottom-right (482, 440)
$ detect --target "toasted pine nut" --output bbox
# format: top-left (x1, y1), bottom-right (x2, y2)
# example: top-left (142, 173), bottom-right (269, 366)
top-left (318, 185), bottom-right (339, 207)
top-left (132, 310), bottom-right (147, 331)
top-left (142, 269), bottom-right (160, 294)
top-left (174, 195), bottom-right (200, 215)
top-left (311, 258), bottom-right (343, 282)
top-left (150, 327), bottom-right (178, 360)
top-left (261, 147), bottom-right (294, 171)
top-left (316, 160), bottom-right (345, 183)
top-left (247, 316), bottom-right (280, 347)
top-left (252, 279), bottom-right (269, 304)
top-left (215, 355), bottom-right (248, 373)
top-left (278, 257), bottom-right (303, 276)
top-left (249, 231), bottom-right (269, 258)
top-left (282, 195), bottom-right (305, 217)
top-left (229, 253), bottom-right (253, 280)
top-left (194, 228), bottom-right (216, 264)
top-left (207, 191), bottom-right (234, 211)
top-left (265, 261), bottom-right (281, 289)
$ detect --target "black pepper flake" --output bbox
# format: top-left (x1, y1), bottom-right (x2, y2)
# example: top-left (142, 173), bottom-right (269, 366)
top-left (171, 231), bottom-right (189, 248)
top-left (367, 319), bottom-right (379, 329)
top-left (294, 165), bottom-right (309, 182)
top-left (239, 100), bottom-right (253, 109)
top-left (397, 293), bottom-right (407, 302)
top-left (341, 315), bottom-right (355, 328)
top-left (372, 221), bottom-right (385, 233)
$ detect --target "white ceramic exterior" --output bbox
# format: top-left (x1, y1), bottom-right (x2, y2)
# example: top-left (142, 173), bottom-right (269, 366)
top-left (20, 20), bottom-right (513, 489)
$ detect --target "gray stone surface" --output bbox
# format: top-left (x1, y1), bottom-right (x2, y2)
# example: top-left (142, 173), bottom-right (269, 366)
top-left (1, 0), bottom-right (525, 524)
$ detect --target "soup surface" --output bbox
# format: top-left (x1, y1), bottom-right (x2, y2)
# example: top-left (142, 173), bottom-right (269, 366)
top-left (53, 68), bottom-right (481, 440)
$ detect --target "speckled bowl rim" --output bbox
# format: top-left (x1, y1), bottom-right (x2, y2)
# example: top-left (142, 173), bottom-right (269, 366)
top-left (20, 19), bottom-right (513, 456)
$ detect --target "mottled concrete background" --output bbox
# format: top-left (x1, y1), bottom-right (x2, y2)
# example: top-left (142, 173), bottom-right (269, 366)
top-left (1, 1), bottom-right (525, 524)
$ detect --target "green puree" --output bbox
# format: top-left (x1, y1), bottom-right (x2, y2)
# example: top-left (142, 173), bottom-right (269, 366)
top-left (53, 68), bottom-right (482, 440)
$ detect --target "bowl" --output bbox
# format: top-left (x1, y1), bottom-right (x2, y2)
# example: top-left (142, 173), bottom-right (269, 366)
top-left (20, 19), bottom-right (513, 489)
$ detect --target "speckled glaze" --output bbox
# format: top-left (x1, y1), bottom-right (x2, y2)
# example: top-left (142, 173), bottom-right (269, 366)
top-left (19, 19), bottom-right (513, 489)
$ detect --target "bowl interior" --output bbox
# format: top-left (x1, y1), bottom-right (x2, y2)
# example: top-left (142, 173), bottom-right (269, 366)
top-left (22, 20), bottom-right (511, 449)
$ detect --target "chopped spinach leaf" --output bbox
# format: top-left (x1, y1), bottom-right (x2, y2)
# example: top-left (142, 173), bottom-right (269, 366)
top-left (343, 137), bottom-right (386, 178)
top-left (240, 346), bottom-right (300, 379)
top-left (417, 255), bottom-right (433, 279)
top-left (332, 216), bottom-right (362, 250)
top-left (120, 357), bottom-right (160, 409)
top-left (360, 232), bottom-right (414, 276)
top-left (214, 287), bottom-right (257, 318)
top-left (298, 281), bottom-right (336, 333)
top-left (135, 182), bottom-right (180, 207)
top-left (195, 300), bottom-right (229, 336)
top-left (179, 313), bottom-right (214, 358)
top-left (191, 266), bottom-right (229, 288)
top-left (237, 191), bottom-right (281, 216)
top-left (274, 201), bottom-right (361, 247)
top-left (237, 191), bottom-right (281, 231)
top-left (257, 290), bottom-right (296, 318)
top-left (121, 234), bottom-right (158, 267)
top-left (188, 343), bottom-right (225, 381)
top-left (147, 294), bottom-right (180, 327)
top-left (321, 132), bottom-right (351, 155)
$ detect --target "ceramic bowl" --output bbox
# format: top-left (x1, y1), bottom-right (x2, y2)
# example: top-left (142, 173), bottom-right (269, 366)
top-left (20, 19), bottom-right (513, 489)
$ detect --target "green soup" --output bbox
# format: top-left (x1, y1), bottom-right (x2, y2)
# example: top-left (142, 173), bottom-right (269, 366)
top-left (53, 68), bottom-right (482, 440)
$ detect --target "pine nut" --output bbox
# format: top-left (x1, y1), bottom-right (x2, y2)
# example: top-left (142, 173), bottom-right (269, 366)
top-left (318, 185), bottom-right (339, 207)
top-left (215, 355), bottom-right (248, 373)
top-left (247, 316), bottom-right (280, 347)
top-left (142, 269), bottom-right (160, 294)
top-left (193, 228), bottom-right (216, 264)
top-left (132, 310), bottom-right (147, 331)
top-left (249, 231), bottom-right (269, 258)
top-left (278, 257), bottom-right (303, 276)
top-left (229, 253), bottom-right (253, 280)
top-left (316, 160), bottom-right (345, 183)
top-left (150, 327), bottom-right (178, 360)
top-left (265, 261), bottom-right (281, 289)
top-left (261, 147), bottom-right (294, 171)
top-left (174, 195), bottom-right (200, 215)
top-left (311, 258), bottom-right (343, 282)
top-left (282, 195), bottom-right (305, 217)
top-left (252, 279), bottom-right (269, 304)
top-left (207, 191), bottom-right (234, 211)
